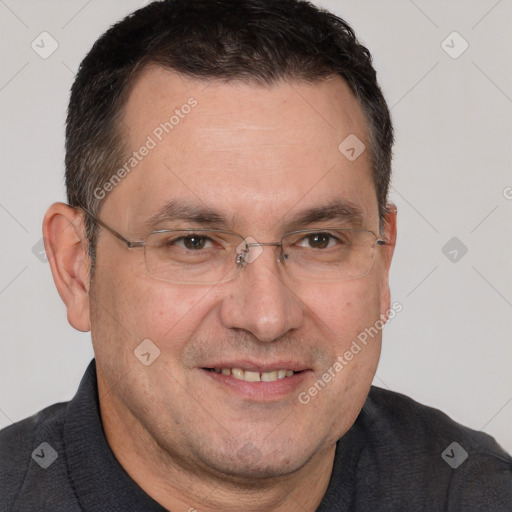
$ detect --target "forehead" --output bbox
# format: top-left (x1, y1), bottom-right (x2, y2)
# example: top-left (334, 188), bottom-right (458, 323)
top-left (104, 66), bottom-right (377, 232)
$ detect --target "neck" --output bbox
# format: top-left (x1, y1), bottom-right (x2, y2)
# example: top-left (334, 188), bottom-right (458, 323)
top-left (98, 378), bottom-right (336, 512)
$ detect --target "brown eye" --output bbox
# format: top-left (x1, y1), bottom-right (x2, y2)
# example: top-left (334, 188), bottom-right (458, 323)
top-left (306, 233), bottom-right (332, 249)
top-left (182, 236), bottom-right (209, 250)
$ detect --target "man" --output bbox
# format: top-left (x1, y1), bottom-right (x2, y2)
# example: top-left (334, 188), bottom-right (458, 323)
top-left (1, 0), bottom-right (510, 510)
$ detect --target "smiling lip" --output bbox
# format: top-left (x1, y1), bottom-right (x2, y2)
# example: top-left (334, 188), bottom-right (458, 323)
top-left (200, 360), bottom-right (312, 401)
top-left (201, 360), bottom-right (310, 373)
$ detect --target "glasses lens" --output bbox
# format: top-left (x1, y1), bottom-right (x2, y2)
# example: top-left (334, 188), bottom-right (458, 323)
top-left (144, 228), bottom-right (379, 284)
top-left (145, 230), bottom-right (243, 284)
top-left (281, 229), bottom-right (378, 281)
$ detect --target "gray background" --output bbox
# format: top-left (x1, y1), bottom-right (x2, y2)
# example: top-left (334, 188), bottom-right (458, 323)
top-left (1, 0), bottom-right (511, 454)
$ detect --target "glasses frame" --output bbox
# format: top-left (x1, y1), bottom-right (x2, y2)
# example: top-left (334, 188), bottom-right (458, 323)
top-left (78, 206), bottom-right (389, 282)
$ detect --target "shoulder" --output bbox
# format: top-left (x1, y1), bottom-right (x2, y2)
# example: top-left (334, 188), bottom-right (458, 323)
top-left (363, 386), bottom-right (509, 456)
top-left (356, 386), bottom-right (512, 510)
top-left (0, 402), bottom-right (69, 510)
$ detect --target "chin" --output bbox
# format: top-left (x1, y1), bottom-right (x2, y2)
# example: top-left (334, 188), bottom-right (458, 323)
top-left (196, 438), bottom-right (316, 482)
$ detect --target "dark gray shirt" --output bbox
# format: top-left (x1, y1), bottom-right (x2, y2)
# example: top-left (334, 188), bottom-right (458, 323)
top-left (1, 360), bottom-right (511, 511)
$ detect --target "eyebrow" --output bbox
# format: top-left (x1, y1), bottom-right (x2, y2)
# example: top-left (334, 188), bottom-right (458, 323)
top-left (143, 200), bottom-right (233, 230)
top-left (284, 201), bottom-right (365, 229)
top-left (143, 199), bottom-right (365, 232)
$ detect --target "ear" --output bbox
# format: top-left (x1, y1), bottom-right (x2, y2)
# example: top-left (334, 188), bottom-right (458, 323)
top-left (379, 202), bottom-right (397, 321)
top-left (42, 202), bottom-right (91, 332)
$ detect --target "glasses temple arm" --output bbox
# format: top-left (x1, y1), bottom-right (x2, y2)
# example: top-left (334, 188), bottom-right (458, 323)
top-left (77, 206), bottom-right (143, 248)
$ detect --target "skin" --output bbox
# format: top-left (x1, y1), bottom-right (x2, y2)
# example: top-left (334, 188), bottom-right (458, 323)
top-left (44, 67), bottom-right (397, 511)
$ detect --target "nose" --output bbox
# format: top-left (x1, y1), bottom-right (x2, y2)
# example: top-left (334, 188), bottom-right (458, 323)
top-left (220, 245), bottom-right (304, 342)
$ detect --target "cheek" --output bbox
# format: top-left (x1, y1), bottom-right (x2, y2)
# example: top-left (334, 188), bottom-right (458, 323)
top-left (91, 262), bottom-right (218, 357)
top-left (298, 280), bottom-right (382, 389)
top-left (295, 282), bottom-right (383, 443)
top-left (301, 278), bottom-right (383, 343)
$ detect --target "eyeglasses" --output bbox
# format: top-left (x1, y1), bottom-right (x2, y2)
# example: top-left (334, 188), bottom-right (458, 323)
top-left (80, 207), bottom-right (387, 285)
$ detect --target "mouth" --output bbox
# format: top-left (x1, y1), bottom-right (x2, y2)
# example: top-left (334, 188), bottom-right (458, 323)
top-left (200, 363), bottom-right (311, 401)
top-left (204, 367), bottom-right (300, 383)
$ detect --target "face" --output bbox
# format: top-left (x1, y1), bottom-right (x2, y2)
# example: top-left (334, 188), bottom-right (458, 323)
top-left (87, 67), bottom-right (395, 480)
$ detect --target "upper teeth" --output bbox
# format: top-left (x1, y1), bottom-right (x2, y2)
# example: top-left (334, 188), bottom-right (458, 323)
top-left (212, 368), bottom-right (295, 382)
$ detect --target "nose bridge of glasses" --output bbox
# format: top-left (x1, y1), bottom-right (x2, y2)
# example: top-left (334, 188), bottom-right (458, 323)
top-left (245, 241), bottom-right (283, 248)
top-left (235, 239), bottom-right (283, 266)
